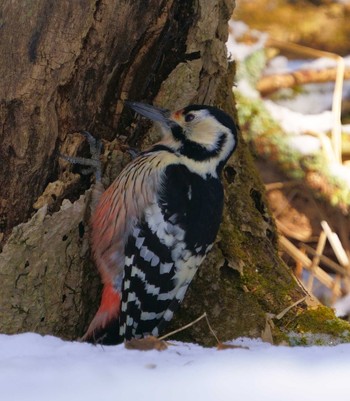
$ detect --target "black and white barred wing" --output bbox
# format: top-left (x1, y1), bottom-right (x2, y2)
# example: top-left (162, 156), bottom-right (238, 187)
top-left (119, 163), bottom-right (220, 340)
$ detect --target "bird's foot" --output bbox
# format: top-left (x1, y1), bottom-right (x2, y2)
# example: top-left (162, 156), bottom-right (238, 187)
top-left (60, 130), bottom-right (102, 182)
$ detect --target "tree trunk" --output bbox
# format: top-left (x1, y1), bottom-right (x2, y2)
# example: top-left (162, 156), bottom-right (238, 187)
top-left (1, 0), bottom-right (349, 345)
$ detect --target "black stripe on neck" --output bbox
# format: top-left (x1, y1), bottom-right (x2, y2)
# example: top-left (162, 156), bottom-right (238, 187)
top-left (141, 144), bottom-right (176, 155)
top-left (179, 133), bottom-right (226, 161)
top-left (170, 124), bottom-right (186, 141)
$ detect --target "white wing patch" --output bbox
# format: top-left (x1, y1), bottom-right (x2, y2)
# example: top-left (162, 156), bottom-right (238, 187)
top-left (160, 262), bottom-right (173, 274)
top-left (140, 311), bottom-right (164, 321)
top-left (187, 185), bottom-right (192, 200)
top-left (145, 203), bottom-right (185, 247)
top-left (121, 179), bottom-right (215, 339)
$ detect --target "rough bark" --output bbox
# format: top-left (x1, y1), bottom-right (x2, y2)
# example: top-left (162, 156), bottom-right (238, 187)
top-left (1, 0), bottom-right (349, 344)
top-left (0, 0), bottom-right (199, 234)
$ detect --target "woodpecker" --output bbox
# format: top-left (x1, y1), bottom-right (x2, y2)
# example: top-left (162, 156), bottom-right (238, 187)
top-left (82, 101), bottom-right (238, 343)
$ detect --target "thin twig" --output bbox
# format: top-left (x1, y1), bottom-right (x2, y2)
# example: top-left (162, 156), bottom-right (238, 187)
top-left (204, 313), bottom-right (221, 344)
top-left (158, 312), bottom-right (207, 341)
top-left (306, 231), bottom-right (327, 291)
top-left (159, 312), bottom-right (221, 345)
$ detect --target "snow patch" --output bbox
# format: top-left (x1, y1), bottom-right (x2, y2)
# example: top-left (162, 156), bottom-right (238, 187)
top-left (264, 100), bottom-right (333, 136)
top-left (2, 333), bottom-right (350, 401)
top-left (226, 20), bottom-right (267, 61)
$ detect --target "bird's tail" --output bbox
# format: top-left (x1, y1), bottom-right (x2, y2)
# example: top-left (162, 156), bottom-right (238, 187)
top-left (81, 283), bottom-right (121, 344)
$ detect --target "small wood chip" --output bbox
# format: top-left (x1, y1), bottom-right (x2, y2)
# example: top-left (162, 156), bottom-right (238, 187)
top-left (217, 343), bottom-right (249, 350)
top-left (124, 336), bottom-right (168, 351)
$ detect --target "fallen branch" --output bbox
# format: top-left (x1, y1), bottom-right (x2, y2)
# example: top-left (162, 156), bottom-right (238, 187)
top-left (257, 67), bottom-right (350, 96)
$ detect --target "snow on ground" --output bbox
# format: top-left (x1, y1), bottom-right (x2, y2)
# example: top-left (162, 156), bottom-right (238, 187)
top-left (1, 333), bottom-right (350, 401)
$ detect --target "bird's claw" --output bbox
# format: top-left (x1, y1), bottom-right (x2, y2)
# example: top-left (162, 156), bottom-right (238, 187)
top-left (80, 130), bottom-right (103, 161)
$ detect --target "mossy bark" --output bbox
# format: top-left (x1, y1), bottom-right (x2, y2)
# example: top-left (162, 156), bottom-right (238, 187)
top-left (1, 0), bottom-right (349, 344)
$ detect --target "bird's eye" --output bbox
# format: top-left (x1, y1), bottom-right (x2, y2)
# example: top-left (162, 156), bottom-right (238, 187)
top-left (184, 113), bottom-right (195, 122)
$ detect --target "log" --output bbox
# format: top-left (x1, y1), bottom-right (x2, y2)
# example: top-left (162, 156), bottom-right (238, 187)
top-left (257, 66), bottom-right (350, 96)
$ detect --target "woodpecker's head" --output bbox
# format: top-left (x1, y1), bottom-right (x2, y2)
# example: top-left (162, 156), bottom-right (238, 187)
top-left (126, 101), bottom-right (238, 174)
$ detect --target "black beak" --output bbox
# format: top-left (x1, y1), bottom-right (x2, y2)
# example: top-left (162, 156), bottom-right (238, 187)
top-left (125, 101), bottom-right (171, 125)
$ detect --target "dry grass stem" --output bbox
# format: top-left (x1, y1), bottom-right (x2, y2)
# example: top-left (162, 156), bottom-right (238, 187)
top-left (275, 296), bottom-right (307, 320)
top-left (158, 312), bottom-right (208, 341)
top-left (321, 221), bottom-right (350, 268)
top-left (279, 235), bottom-right (341, 296)
top-left (303, 243), bottom-right (349, 277)
top-left (306, 231), bottom-right (327, 291)
top-left (204, 313), bottom-right (221, 344)
top-left (159, 312), bottom-right (221, 345)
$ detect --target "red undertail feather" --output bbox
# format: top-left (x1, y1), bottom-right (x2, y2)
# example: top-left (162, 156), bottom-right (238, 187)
top-left (82, 283), bottom-right (121, 342)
